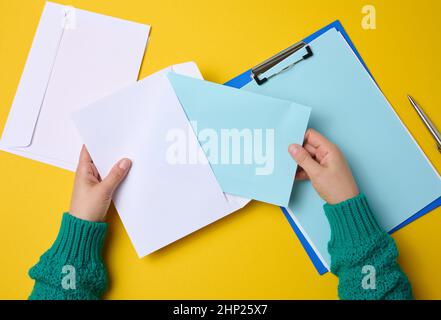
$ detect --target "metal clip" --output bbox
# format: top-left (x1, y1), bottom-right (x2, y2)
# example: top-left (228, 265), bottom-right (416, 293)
top-left (251, 42), bottom-right (313, 85)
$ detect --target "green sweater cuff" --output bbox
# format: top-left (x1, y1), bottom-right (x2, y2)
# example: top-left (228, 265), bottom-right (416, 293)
top-left (45, 213), bottom-right (108, 264)
top-left (324, 194), bottom-right (384, 247)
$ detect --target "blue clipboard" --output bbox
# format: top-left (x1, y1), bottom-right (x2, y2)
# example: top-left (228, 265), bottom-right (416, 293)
top-left (224, 20), bottom-right (441, 275)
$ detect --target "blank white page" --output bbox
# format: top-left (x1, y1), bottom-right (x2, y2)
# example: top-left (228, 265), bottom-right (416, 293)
top-left (73, 64), bottom-right (248, 257)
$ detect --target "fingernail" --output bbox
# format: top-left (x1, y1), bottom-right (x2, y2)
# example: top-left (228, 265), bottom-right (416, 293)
top-left (119, 159), bottom-right (132, 170)
top-left (289, 144), bottom-right (300, 155)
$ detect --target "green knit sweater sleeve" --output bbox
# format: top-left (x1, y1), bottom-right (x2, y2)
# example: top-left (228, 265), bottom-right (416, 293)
top-left (28, 213), bottom-right (108, 300)
top-left (324, 194), bottom-right (413, 300)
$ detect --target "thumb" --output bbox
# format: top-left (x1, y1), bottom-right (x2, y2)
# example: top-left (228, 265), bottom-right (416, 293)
top-left (101, 158), bottom-right (132, 195)
top-left (288, 144), bottom-right (320, 178)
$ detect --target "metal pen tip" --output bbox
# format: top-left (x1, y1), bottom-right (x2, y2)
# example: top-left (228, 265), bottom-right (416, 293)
top-left (407, 95), bottom-right (419, 109)
top-left (407, 94), bottom-right (441, 150)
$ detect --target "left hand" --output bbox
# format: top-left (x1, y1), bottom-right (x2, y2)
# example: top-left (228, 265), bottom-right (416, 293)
top-left (69, 145), bottom-right (132, 222)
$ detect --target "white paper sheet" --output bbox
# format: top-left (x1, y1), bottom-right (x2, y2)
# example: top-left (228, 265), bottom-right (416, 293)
top-left (0, 1), bottom-right (150, 170)
top-left (72, 62), bottom-right (250, 257)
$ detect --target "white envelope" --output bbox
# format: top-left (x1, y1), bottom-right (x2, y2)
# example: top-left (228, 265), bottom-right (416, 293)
top-left (72, 62), bottom-right (250, 256)
top-left (0, 1), bottom-right (150, 170)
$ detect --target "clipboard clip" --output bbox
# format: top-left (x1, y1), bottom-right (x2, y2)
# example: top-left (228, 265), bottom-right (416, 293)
top-left (251, 42), bottom-right (313, 85)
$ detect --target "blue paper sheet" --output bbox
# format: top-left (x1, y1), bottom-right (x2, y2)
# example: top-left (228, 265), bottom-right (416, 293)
top-left (237, 28), bottom-right (441, 269)
top-left (168, 73), bottom-right (311, 206)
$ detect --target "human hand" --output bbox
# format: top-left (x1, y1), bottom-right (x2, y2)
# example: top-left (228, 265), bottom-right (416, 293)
top-left (69, 145), bottom-right (132, 222)
top-left (288, 129), bottom-right (359, 205)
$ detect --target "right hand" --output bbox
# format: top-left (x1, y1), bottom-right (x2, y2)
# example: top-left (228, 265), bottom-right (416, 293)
top-left (288, 129), bottom-right (359, 205)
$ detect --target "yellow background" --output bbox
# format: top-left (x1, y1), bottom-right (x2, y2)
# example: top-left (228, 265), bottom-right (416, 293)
top-left (0, 0), bottom-right (440, 299)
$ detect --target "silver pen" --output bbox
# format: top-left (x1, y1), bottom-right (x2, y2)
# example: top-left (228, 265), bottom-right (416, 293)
top-left (407, 95), bottom-right (441, 152)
